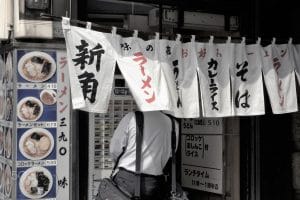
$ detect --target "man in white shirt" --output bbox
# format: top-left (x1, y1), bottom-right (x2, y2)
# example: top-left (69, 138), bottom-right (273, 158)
top-left (110, 111), bottom-right (179, 200)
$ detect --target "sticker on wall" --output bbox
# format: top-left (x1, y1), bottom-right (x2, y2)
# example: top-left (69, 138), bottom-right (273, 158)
top-left (18, 166), bottom-right (54, 199)
top-left (17, 51), bottom-right (57, 83)
top-left (19, 128), bottom-right (54, 160)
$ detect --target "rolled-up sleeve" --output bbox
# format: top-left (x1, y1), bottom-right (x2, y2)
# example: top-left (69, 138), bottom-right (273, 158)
top-left (110, 112), bottom-right (134, 162)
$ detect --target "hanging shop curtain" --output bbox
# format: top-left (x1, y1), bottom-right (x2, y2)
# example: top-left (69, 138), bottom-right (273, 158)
top-left (230, 42), bottom-right (265, 116)
top-left (262, 43), bottom-right (298, 114)
top-left (116, 33), bottom-right (173, 112)
top-left (62, 18), bottom-right (117, 113)
top-left (195, 39), bottom-right (233, 117)
top-left (61, 17), bottom-right (300, 117)
top-left (157, 35), bottom-right (200, 118)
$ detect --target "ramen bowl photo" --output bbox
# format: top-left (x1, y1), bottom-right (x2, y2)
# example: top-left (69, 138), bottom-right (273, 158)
top-left (0, 126), bottom-right (4, 155)
top-left (19, 128), bottom-right (54, 160)
top-left (40, 89), bottom-right (57, 105)
top-left (4, 164), bottom-right (12, 197)
top-left (4, 128), bottom-right (12, 159)
top-left (18, 51), bottom-right (56, 83)
top-left (19, 166), bottom-right (53, 199)
top-left (17, 97), bottom-right (43, 121)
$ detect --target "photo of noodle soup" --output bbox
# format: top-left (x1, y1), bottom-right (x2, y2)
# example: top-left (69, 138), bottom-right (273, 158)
top-left (17, 97), bottom-right (43, 121)
top-left (40, 89), bottom-right (57, 105)
top-left (19, 128), bottom-right (54, 160)
top-left (0, 90), bottom-right (5, 120)
top-left (4, 128), bottom-right (12, 159)
top-left (20, 166), bottom-right (53, 199)
top-left (0, 126), bottom-right (4, 155)
top-left (18, 51), bottom-right (56, 82)
top-left (4, 164), bottom-right (11, 197)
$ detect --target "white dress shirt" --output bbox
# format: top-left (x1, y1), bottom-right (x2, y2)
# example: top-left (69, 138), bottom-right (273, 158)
top-left (110, 111), bottom-right (179, 176)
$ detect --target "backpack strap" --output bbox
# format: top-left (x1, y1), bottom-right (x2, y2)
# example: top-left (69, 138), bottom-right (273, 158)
top-left (134, 111), bottom-right (144, 199)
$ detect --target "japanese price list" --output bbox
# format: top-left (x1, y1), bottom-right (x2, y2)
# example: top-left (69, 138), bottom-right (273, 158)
top-left (88, 74), bottom-right (137, 200)
top-left (15, 49), bottom-right (70, 200)
top-left (0, 51), bottom-right (14, 200)
top-left (181, 118), bottom-right (224, 194)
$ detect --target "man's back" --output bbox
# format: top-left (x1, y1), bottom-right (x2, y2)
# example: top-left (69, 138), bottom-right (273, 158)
top-left (110, 111), bottom-right (179, 175)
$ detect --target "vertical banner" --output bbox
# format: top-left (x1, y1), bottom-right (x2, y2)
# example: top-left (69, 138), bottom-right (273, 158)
top-left (179, 38), bottom-right (200, 118)
top-left (116, 33), bottom-right (172, 112)
top-left (262, 44), bottom-right (298, 114)
top-left (16, 49), bottom-right (58, 200)
top-left (62, 18), bottom-right (117, 113)
top-left (0, 50), bottom-right (14, 200)
top-left (195, 40), bottom-right (233, 117)
top-left (291, 44), bottom-right (300, 86)
top-left (15, 48), bottom-right (70, 200)
top-left (158, 37), bottom-right (184, 117)
top-left (231, 43), bottom-right (265, 115)
top-left (56, 51), bottom-right (70, 200)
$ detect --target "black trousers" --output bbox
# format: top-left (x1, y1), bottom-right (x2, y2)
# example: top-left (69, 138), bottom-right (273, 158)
top-left (113, 168), bottom-right (166, 200)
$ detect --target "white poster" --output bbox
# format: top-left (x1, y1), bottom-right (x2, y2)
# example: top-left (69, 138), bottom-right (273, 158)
top-left (181, 118), bottom-right (223, 194)
top-left (195, 41), bottom-right (233, 117)
top-left (116, 33), bottom-right (172, 112)
top-left (62, 17), bottom-right (117, 113)
top-left (262, 44), bottom-right (298, 114)
top-left (231, 43), bottom-right (265, 116)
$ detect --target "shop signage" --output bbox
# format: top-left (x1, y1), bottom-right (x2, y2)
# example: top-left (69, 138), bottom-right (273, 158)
top-left (181, 118), bottom-right (224, 194)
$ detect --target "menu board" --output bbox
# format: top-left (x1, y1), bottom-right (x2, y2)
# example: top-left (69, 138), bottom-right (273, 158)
top-left (181, 118), bottom-right (224, 194)
top-left (88, 73), bottom-right (137, 200)
top-left (0, 51), bottom-right (14, 200)
top-left (0, 46), bottom-right (71, 200)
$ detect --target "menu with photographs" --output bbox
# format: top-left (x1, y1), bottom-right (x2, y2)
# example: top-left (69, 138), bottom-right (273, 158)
top-left (0, 46), bottom-right (71, 200)
top-left (0, 51), bottom-right (14, 200)
top-left (88, 73), bottom-right (138, 200)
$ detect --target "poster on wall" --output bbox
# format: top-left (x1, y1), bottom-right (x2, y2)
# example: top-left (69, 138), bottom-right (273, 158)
top-left (15, 49), bottom-right (70, 200)
top-left (181, 118), bottom-right (224, 194)
top-left (0, 51), bottom-right (14, 200)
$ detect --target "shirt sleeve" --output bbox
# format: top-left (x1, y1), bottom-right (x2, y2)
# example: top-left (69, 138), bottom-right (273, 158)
top-left (109, 112), bottom-right (134, 162)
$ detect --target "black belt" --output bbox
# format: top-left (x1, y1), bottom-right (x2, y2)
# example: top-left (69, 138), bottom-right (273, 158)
top-left (119, 167), bottom-right (164, 179)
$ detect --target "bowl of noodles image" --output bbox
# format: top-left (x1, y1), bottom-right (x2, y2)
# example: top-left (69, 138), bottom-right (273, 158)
top-left (4, 128), bottom-right (12, 159)
top-left (19, 128), bottom-right (54, 160)
top-left (40, 89), bottom-right (57, 105)
top-left (4, 164), bottom-right (12, 197)
top-left (0, 126), bottom-right (4, 155)
top-left (19, 166), bottom-right (53, 199)
top-left (0, 90), bottom-right (5, 120)
top-left (17, 97), bottom-right (43, 121)
top-left (18, 51), bottom-right (56, 83)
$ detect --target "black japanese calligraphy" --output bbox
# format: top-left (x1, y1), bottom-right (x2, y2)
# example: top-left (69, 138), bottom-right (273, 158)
top-left (58, 177), bottom-right (68, 188)
top-left (235, 90), bottom-right (250, 108)
top-left (172, 60), bottom-right (182, 108)
top-left (72, 40), bottom-right (105, 72)
top-left (146, 45), bottom-right (154, 52)
top-left (120, 43), bottom-right (131, 51)
top-left (59, 132), bottom-right (68, 142)
top-left (78, 71), bottom-right (99, 103)
top-left (208, 58), bottom-right (219, 111)
top-left (236, 61), bottom-right (248, 82)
